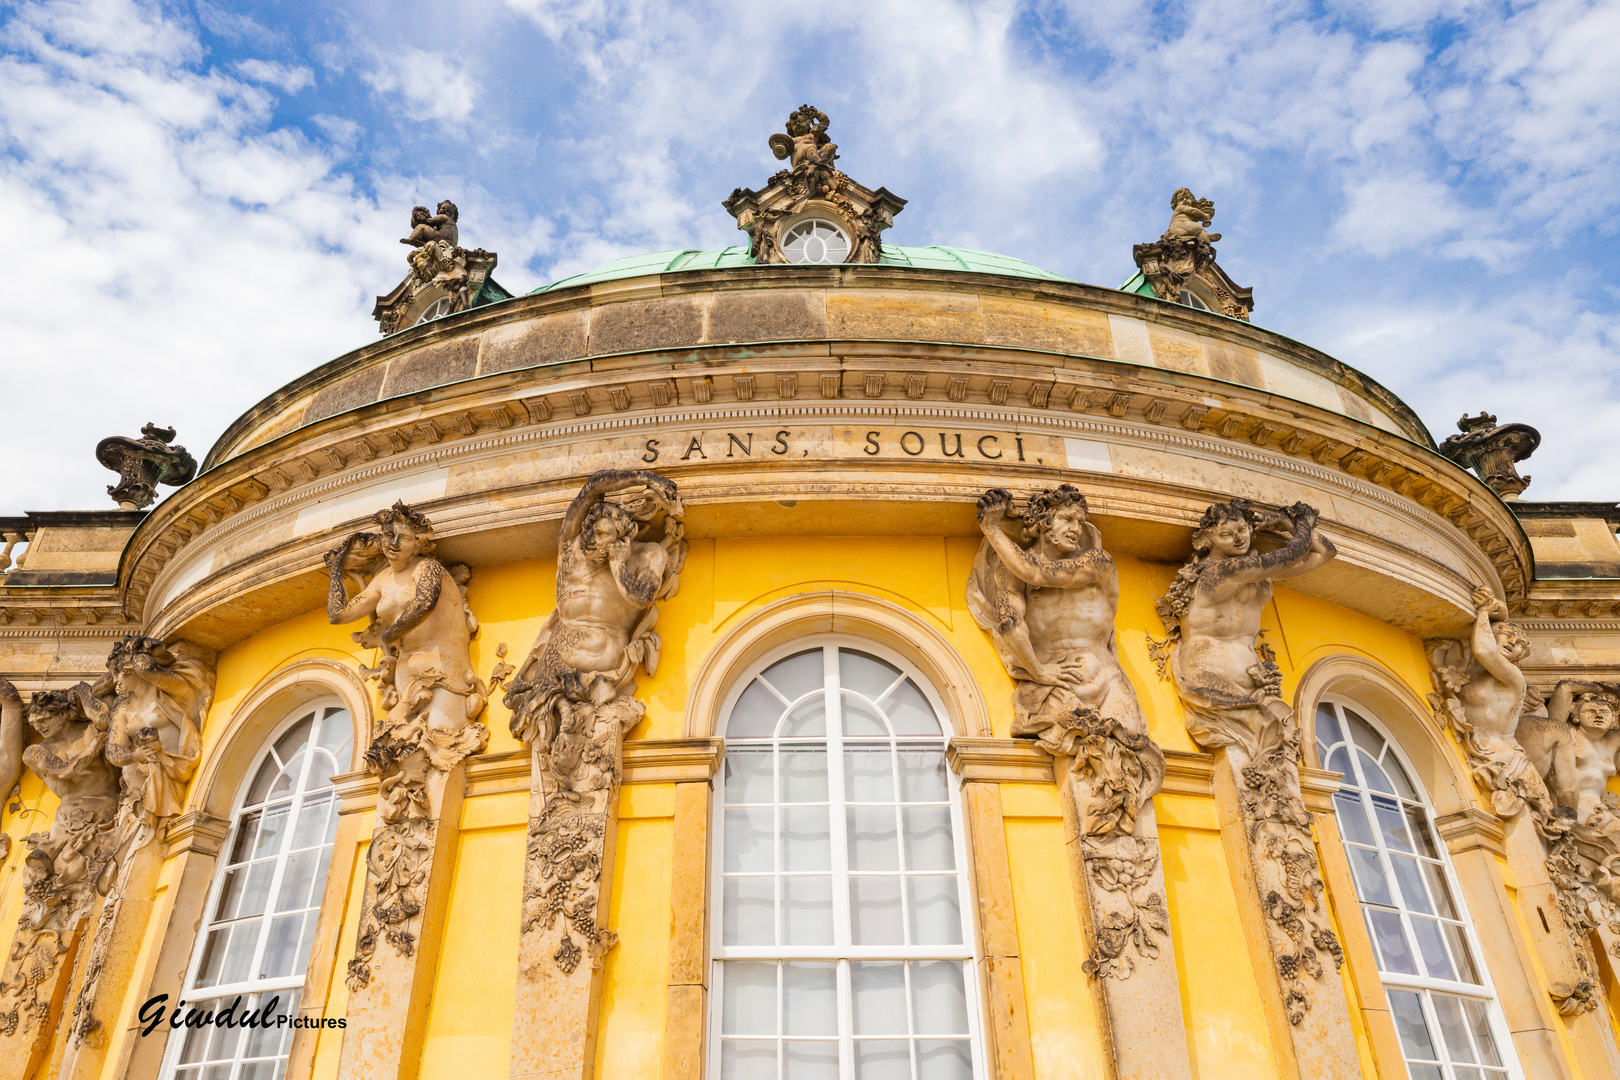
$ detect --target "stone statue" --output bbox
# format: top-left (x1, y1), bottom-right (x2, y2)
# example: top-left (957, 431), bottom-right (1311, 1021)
top-left (1438, 413), bottom-right (1541, 500)
top-left (326, 501), bottom-right (490, 989)
top-left (93, 424), bottom-right (198, 510)
top-left (1161, 188), bottom-right (1221, 244)
top-left (1518, 682), bottom-right (1620, 824)
top-left (400, 200), bottom-right (459, 248)
top-left (1155, 498), bottom-right (1343, 1025)
top-left (504, 469), bottom-right (685, 976)
top-left (1426, 588), bottom-right (1547, 818)
top-left (768, 104), bottom-right (838, 175)
top-left (0, 689), bottom-right (119, 1048)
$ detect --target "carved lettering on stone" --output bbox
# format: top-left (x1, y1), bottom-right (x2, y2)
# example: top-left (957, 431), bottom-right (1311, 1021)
top-left (504, 470), bottom-right (686, 974)
top-left (1153, 499), bottom-right (1343, 1024)
top-left (326, 502), bottom-right (490, 991)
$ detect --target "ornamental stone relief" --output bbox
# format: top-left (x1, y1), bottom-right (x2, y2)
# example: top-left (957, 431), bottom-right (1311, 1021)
top-left (968, 484), bottom-right (1191, 1079)
top-left (1439, 412), bottom-right (1540, 500)
top-left (325, 501), bottom-right (492, 992)
top-left (373, 200), bottom-right (498, 335)
top-left (1132, 188), bottom-right (1254, 320)
top-left (1153, 500), bottom-right (1349, 1040)
top-left (94, 423), bottom-right (197, 510)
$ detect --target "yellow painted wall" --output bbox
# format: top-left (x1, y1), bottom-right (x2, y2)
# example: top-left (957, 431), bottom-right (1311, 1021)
top-left (47, 533), bottom-right (1618, 1080)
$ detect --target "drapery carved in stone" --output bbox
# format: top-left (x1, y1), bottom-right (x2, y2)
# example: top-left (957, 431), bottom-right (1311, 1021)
top-left (0, 686), bottom-right (118, 1052)
top-left (1438, 412), bottom-right (1540, 500)
top-left (326, 501), bottom-right (491, 991)
top-left (65, 634), bottom-right (215, 1048)
top-left (504, 469), bottom-right (686, 975)
top-left (1425, 590), bottom-right (1548, 820)
top-left (1132, 188), bottom-right (1254, 320)
top-left (722, 106), bottom-right (906, 266)
top-left (93, 424), bottom-right (197, 510)
top-left (1154, 499), bottom-right (1343, 1024)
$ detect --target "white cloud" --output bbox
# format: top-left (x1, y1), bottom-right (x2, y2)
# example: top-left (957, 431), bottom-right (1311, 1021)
top-left (235, 58), bottom-right (314, 94)
top-left (361, 48), bottom-right (477, 125)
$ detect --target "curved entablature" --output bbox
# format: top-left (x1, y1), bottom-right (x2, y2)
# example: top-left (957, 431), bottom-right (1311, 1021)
top-left (202, 265), bottom-right (1432, 469)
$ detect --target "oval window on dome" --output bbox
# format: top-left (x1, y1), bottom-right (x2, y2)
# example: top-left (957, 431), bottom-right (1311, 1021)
top-left (781, 219), bottom-right (851, 265)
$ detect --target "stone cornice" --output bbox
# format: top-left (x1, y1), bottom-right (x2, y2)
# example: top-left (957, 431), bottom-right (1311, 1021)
top-left (163, 811), bottom-right (231, 858)
top-left (946, 737), bottom-right (1056, 782)
top-left (1434, 806), bottom-right (1507, 858)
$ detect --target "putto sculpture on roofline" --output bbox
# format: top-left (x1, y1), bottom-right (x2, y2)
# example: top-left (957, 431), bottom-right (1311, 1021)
top-left (1133, 188), bottom-right (1254, 320)
top-left (94, 424), bottom-right (197, 510)
top-left (373, 199), bottom-right (501, 335)
top-left (1439, 412), bottom-right (1541, 500)
top-left (723, 105), bottom-right (906, 266)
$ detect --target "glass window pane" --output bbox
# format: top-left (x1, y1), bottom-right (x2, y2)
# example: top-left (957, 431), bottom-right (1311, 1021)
top-left (780, 749), bottom-right (828, 803)
top-left (782, 807), bottom-right (831, 872)
top-left (306, 751), bottom-right (340, 791)
top-left (854, 1041), bottom-right (910, 1080)
top-left (898, 751), bottom-right (949, 803)
top-left (724, 808), bottom-right (774, 873)
top-left (316, 707), bottom-right (352, 760)
top-left (274, 715), bottom-right (313, 762)
top-left (911, 960), bottom-right (969, 1035)
top-left (253, 804), bottom-right (290, 859)
top-left (194, 927), bottom-right (233, 988)
top-left (1359, 751), bottom-right (1396, 795)
top-left (1315, 705), bottom-right (1343, 753)
top-left (848, 807), bottom-right (900, 871)
top-left (1432, 994), bottom-right (1476, 1063)
top-left (274, 850), bottom-right (317, 914)
top-left (259, 914), bottom-right (304, 978)
top-left (1345, 709), bottom-right (1385, 757)
top-left (1347, 846), bottom-right (1394, 906)
top-left (917, 1040), bottom-right (973, 1080)
top-left (884, 679), bottom-right (941, 735)
top-left (784, 1040), bottom-right (839, 1078)
top-left (725, 750), bottom-right (773, 804)
top-left (850, 877), bottom-right (905, 945)
top-left (1407, 1066), bottom-right (1444, 1080)
top-left (720, 1041), bottom-right (776, 1080)
top-left (779, 697), bottom-right (827, 738)
top-left (292, 792), bottom-right (333, 850)
top-left (1389, 854), bottom-right (1434, 914)
top-left (721, 962), bottom-right (777, 1035)
top-left (851, 961), bottom-right (908, 1034)
top-left (1373, 797), bottom-right (1413, 852)
top-left (1419, 860), bottom-right (1458, 918)
top-left (1463, 998), bottom-right (1503, 1066)
top-left (1387, 989), bottom-right (1436, 1059)
top-left (783, 962), bottom-right (837, 1035)
top-left (228, 811), bottom-right (262, 865)
top-left (722, 878), bottom-right (774, 946)
top-left (267, 760), bottom-right (300, 800)
top-left (846, 750), bottom-right (895, 802)
top-left (908, 877), bottom-right (963, 945)
top-left (782, 876), bottom-right (833, 945)
top-left (843, 695), bottom-right (890, 737)
top-left (1445, 922), bottom-right (1481, 984)
top-left (764, 650), bottom-right (826, 703)
top-left (1412, 917), bottom-right (1456, 981)
top-left (1407, 806), bottom-right (1440, 859)
top-left (244, 758), bottom-right (279, 808)
top-left (1332, 792), bottom-right (1376, 846)
top-left (219, 924), bottom-right (256, 985)
top-left (1366, 909), bottom-right (1418, 975)
top-left (840, 650), bottom-right (902, 699)
top-left (729, 681), bottom-right (784, 739)
top-left (1381, 754), bottom-right (1418, 800)
top-left (902, 806), bottom-right (955, 871)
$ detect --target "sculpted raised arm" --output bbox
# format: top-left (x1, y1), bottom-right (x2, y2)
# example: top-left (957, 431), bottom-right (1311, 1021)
top-left (326, 538), bottom-right (381, 625)
top-left (1546, 679), bottom-right (1608, 723)
top-left (975, 488), bottom-right (1109, 589)
top-left (559, 470), bottom-right (676, 548)
top-left (1469, 591), bottom-right (1524, 689)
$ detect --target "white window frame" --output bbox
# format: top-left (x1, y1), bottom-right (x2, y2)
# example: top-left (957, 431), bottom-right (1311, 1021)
top-left (780, 219), bottom-right (852, 265)
top-left (1319, 694), bottom-right (1524, 1080)
top-left (707, 636), bottom-right (986, 1079)
top-left (159, 699), bottom-right (351, 1080)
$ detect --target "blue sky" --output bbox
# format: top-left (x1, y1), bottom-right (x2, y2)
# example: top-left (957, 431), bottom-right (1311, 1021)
top-left (3, 0), bottom-right (1618, 511)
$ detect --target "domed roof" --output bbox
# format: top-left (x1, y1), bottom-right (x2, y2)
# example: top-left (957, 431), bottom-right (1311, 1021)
top-left (531, 244), bottom-right (1073, 293)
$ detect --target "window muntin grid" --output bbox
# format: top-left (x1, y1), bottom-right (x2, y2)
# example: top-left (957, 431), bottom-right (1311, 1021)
top-left (781, 220), bottom-right (851, 265)
top-left (163, 704), bottom-right (353, 1080)
top-left (1317, 699), bottom-right (1518, 1080)
top-left (713, 643), bottom-right (979, 1079)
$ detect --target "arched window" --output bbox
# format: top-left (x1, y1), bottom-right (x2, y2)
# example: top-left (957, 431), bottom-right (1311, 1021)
top-left (1317, 698), bottom-right (1519, 1080)
top-left (711, 641), bottom-right (981, 1079)
top-left (781, 220), bottom-right (851, 265)
top-left (162, 702), bottom-right (353, 1080)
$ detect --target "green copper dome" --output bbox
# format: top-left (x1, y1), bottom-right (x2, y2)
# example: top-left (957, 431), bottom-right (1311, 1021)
top-left (530, 244), bottom-right (1073, 293)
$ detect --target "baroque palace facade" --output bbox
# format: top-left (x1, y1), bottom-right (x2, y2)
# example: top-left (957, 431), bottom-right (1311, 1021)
top-left (0, 107), bottom-right (1618, 1080)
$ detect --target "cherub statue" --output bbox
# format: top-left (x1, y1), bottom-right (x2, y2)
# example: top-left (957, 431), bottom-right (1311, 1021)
top-left (1517, 681), bottom-right (1620, 824)
top-left (1426, 588), bottom-right (1547, 817)
top-left (1161, 188), bottom-right (1221, 245)
top-left (1155, 500), bottom-right (1334, 761)
top-left (326, 501), bottom-right (489, 773)
top-left (505, 470), bottom-right (685, 798)
top-left (400, 200), bottom-right (460, 248)
top-left (768, 104), bottom-right (838, 173)
top-left (968, 485), bottom-right (1164, 838)
top-left (85, 635), bottom-right (213, 867)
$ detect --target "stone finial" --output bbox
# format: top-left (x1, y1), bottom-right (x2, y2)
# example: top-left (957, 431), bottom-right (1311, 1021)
top-left (94, 423), bottom-right (197, 510)
top-left (373, 199), bottom-right (497, 335)
top-left (722, 106), bottom-right (905, 266)
top-left (1439, 412), bottom-right (1540, 500)
top-left (1133, 188), bottom-right (1253, 320)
